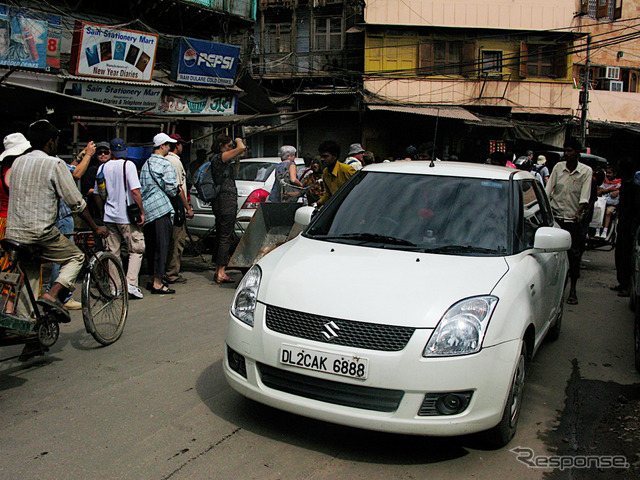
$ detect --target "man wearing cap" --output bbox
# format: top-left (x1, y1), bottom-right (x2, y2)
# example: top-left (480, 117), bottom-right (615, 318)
top-left (344, 143), bottom-right (365, 170)
top-left (536, 155), bottom-right (550, 185)
top-left (6, 120), bottom-right (107, 321)
top-left (164, 133), bottom-right (194, 284)
top-left (140, 133), bottom-right (180, 295)
top-left (94, 138), bottom-right (147, 299)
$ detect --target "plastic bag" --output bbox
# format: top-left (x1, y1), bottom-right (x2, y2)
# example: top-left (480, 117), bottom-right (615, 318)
top-left (589, 196), bottom-right (607, 228)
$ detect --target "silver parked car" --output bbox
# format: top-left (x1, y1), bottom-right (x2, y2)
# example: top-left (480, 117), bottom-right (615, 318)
top-left (186, 157), bottom-right (305, 237)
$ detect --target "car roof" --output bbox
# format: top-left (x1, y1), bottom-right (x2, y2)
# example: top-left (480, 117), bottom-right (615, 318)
top-left (363, 161), bottom-right (532, 181)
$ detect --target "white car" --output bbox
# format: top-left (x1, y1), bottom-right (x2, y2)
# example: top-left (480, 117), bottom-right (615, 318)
top-left (224, 161), bottom-right (570, 447)
top-left (187, 157), bottom-right (305, 237)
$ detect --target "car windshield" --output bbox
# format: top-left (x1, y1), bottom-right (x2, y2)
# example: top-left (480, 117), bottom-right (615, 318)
top-left (306, 172), bottom-right (511, 256)
top-left (237, 162), bottom-right (277, 182)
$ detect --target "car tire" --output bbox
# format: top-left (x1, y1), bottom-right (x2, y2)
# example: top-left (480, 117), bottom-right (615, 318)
top-left (546, 303), bottom-right (563, 342)
top-left (483, 342), bottom-right (528, 448)
top-left (635, 308), bottom-right (640, 373)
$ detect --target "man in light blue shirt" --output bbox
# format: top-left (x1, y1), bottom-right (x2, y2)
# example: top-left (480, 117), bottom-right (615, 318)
top-left (140, 133), bottom-right (179, 295)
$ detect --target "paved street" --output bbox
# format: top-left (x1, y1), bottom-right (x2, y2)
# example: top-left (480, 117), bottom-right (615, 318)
top-left (0, 248), bottom-right (638, 480)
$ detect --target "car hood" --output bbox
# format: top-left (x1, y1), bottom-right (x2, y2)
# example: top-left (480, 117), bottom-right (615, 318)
top-left (257, 236), bottom-right (509, 329)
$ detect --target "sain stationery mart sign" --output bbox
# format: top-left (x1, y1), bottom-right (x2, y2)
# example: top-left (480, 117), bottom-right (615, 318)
top-left (69, 21), bottom-right (158, 82)
top-left (64, 81), bottom-right (163, 111)
top-left (171, 37), bottom-right (239, 87)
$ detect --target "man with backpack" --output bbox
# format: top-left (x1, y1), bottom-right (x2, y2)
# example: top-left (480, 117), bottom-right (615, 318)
top-left (94, 138), bottom-right (146, 299)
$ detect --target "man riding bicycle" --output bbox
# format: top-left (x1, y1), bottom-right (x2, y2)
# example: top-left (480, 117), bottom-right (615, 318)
top-left (5, 120), bottom-right (108, 322)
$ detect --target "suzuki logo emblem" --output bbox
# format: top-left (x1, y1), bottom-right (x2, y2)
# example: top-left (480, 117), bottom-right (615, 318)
top-left (322, 321), bottom-right (340, 340)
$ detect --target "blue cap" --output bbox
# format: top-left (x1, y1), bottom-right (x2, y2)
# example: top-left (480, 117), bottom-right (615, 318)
top-left (110, 138), bottom-right (127, 159)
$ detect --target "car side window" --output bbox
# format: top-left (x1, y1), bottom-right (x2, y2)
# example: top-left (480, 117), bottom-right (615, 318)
top-left (521, 180), bottom-right (550, 249)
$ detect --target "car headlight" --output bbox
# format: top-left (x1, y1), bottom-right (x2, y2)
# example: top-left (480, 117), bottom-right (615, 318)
top-left (230, 265), bottom-right (262, 326)
top-left (423, 296), bottom-right (498, 357)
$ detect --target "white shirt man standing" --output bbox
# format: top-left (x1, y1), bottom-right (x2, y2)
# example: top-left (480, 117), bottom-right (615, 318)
top-left (94, 138), bottom-right (146, 299)
top-left (164, 133), bottom-right (194, 284)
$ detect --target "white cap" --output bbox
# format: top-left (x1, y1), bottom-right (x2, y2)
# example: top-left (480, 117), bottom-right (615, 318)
top-left (153, 133), bottom-right (177, 148)
top-left (0, 133), bottom-right (31, 162)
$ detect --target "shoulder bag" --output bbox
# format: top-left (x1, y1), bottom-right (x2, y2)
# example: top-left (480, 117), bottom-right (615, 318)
top-left (149, 159), bottom-right (185, 227)
top-left (123, 161), bottom-right (143, 225)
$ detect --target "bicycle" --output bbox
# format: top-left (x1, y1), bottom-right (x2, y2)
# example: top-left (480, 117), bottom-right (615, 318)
top-left (0, 231), bottom-right (128, 361)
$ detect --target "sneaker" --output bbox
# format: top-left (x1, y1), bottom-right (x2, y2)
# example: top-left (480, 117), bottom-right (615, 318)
top-left (63, 298), bottom-right (82, 310)
top-left (127, 284), bottom-right (144, 299)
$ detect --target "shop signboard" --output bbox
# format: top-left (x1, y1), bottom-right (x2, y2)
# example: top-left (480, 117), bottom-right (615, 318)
top-left (153, 93), bottom-right (237, 115)
top-left (0, 4), bottom-right (62, 71)
top-left (171, 37), bottom-right (239, 87)
top-left (63, 80), bottom-right (163, 111)
top-left (69, 21), bottom-right (158, 82)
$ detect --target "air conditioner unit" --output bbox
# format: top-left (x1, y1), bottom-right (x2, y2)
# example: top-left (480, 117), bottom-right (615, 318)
top-left (609, 80), bottom-right (624, 92)
top-left (606, 66), bottom-right (620, 80)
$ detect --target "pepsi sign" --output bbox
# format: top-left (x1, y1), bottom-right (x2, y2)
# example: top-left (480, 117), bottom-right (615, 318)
top-left (171, 37), bottom-right (239, 86)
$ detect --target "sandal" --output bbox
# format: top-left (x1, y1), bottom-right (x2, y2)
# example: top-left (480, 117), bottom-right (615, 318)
top-left (567, 294), bottom-right (578, 305)
top-left (150, 285), bottom-right (176, 295)
top-left (214, 274), bottom-right (235, 285)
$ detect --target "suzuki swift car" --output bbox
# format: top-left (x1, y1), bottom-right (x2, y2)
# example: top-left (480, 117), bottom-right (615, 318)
top-left (224, 162), bottom-right (570, 447)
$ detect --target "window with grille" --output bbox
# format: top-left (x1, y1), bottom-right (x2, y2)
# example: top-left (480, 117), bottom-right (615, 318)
top-left (582, 0), bottom-right (622, 19)
top-left (520, 44), bottom-right (567, 79)
top-left (419, 41), bottom-right (463, 75)
top-left (265, 24), bottom-right (292, 54)
top-left (313, 17), bottom-right (342, 51)
top-left (481, 51), bottom-right (503, 74)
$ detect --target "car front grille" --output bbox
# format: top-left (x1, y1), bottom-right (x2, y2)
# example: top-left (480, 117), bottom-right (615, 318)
top-left (258, 363), bottom-right (404, 413)
top-left (265, 305), bottom-right (415, 352)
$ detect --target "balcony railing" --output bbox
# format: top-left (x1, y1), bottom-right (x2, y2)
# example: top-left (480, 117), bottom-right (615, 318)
top-left (181, 0), bottom-right (256, 20)
top-left (252, 51), bottom-right (351, 76)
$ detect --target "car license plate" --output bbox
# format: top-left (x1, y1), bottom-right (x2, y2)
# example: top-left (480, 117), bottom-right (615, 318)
top-left (280, 344), bottom-right (368, 379)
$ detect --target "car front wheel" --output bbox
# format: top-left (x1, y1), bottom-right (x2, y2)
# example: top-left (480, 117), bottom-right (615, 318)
top-left (483, 342), bottom-right (528, 448)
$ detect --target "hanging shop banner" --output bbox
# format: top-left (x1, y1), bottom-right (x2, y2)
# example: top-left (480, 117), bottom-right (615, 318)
top-left (153, 93), bottom-right (237, 115)
top-left (63, 81), bottom-right (163, 111)
top-left (69, 21), bottom-right (158, 82)
top-left (0, 4), bottom-right (62, 71)
top-left (171, 37), bottom-right (240, 87)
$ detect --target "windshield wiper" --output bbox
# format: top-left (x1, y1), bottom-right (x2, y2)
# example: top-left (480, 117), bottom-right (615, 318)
top-left (313, 232), bottom-right (417, 247)
top-left (422, 245), bottom-right (502, 254)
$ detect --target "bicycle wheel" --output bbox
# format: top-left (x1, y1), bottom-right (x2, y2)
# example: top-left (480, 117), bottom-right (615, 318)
top-left (81, 251), bottom-right (128, 346)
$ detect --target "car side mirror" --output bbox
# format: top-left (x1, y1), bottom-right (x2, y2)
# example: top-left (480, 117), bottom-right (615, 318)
top-left (294, 206), bottom-right (315, 228)
top-left (532, 226), bottom-right (571, 252)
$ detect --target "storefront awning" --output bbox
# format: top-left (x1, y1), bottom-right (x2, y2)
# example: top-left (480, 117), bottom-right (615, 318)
top-left (367, 104), bottom-right (481, 122)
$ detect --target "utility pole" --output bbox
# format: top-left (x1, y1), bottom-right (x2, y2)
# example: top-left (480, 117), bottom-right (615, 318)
top-left (580, 35), bottom-right (591, 147)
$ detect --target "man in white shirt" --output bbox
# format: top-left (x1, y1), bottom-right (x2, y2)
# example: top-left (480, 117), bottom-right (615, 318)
top-left (164, 133), bottom-right (194, 284)
top-left (94, 139), bottom-right (146, 299)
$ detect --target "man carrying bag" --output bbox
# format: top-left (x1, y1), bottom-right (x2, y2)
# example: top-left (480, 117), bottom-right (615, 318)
top-left (94, 139), bottom-right (147, 299)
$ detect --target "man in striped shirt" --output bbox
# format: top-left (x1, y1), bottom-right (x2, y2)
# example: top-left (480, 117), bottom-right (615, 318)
top-left (6, 120), bottom-right (107, 321)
